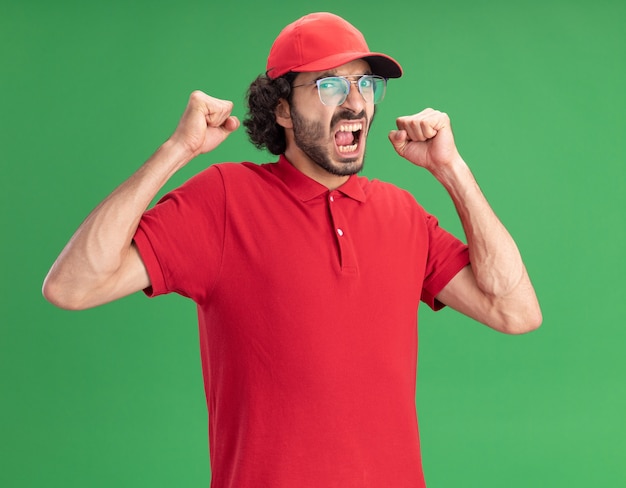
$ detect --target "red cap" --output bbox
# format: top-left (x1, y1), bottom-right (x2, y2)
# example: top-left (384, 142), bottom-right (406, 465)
top-left (266, 12), bottom-right (403, 79)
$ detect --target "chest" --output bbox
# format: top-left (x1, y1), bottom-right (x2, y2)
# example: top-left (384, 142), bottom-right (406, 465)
top-left (214, 188), bottom-right (428, 313)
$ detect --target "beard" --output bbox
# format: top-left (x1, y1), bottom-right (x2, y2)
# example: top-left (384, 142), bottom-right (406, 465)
top-left (290, 105), bottom-right (373, 177)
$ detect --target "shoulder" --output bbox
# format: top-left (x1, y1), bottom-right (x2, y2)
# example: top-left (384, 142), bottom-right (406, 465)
top-left (211, 161), bottom-right (274, 175)
top-left (210, 161), bottom-right (280, 185)
top-left (177, 161), bottom-right (277, 192)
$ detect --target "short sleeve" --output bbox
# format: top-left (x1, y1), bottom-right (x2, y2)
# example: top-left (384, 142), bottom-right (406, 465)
top-left (420, 213), bottom-right (470, 311)
top-left (133, 165), bottom-right (226, 304)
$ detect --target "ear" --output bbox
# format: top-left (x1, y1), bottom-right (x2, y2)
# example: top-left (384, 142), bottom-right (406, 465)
top-left (275, 98), bottom-right (293, 129)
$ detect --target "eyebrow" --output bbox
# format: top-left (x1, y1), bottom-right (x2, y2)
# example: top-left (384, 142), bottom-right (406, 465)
top-left (312, 71), bottom-right (374, 82)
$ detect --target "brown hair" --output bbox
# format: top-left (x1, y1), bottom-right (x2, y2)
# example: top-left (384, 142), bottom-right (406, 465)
top-left (244, 72), bottom-right (296, 155)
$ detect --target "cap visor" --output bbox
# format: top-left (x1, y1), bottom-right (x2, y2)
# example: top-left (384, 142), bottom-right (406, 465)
top-left (293, 51), bottom-right (403, 78)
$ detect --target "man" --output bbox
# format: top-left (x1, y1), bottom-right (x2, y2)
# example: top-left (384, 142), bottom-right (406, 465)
top-left (43, 12), bottom-right (541, 488)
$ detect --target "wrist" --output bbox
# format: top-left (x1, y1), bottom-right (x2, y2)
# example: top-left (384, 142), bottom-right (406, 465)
top-left (431, 155), bottom-right (470, 187)
top-left (160, 138), bottom-right (196, 169)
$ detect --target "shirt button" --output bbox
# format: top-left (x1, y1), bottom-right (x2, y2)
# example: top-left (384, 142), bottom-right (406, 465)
top-left (337, 228), bottom-right (344, 237)
top-left (329, 195), bottom-right (335, 202)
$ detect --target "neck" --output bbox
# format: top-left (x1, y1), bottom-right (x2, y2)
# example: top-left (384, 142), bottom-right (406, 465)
top-left (283, 147), bottom-right (350, 191)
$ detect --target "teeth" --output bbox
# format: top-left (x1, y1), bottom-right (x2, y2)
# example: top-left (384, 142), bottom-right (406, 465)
top-left (336, 122), bottom-right (362, 153)
top-left (338, 143), bottom-right (358, 153)
top-left (338, 123), bottom-right (363, 133)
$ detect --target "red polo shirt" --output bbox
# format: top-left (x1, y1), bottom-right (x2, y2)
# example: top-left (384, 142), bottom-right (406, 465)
top-left (133, 155), bottom-right (469, 487)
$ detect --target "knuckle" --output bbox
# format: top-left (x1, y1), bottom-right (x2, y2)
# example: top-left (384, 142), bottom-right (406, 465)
top-left (190, 90), bottom-right (204, 100)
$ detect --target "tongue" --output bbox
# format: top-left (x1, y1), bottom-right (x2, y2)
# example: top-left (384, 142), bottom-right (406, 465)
top-left (335, 131), bottom-right (355, 146)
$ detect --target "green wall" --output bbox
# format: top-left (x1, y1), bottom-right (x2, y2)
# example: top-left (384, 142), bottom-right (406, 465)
top-left (2, 0), bottom-right (624, 486)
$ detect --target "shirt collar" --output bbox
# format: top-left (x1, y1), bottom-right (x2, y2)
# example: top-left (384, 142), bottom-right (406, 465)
top-left (272, 155), bottom-right (367, 203)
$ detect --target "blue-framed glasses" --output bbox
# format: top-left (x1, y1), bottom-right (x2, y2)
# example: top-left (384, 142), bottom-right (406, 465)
top-left (292, 75), bottom-right (387, 106)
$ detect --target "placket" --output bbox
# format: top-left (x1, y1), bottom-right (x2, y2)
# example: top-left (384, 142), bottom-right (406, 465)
top-left (327, 191), bottom-right (358, 275)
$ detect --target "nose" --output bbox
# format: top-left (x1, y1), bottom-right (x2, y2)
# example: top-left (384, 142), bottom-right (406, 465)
top-left (341, 80), bottom-right (367, 112)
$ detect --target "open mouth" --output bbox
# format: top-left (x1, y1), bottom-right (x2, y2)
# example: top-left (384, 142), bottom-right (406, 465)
top-left (334, 122), bottom-right (363, 154)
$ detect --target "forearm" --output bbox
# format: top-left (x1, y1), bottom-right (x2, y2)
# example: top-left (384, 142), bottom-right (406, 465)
top-left (43, 140), bottom-right (193, 308)
top-left (436, 157), bottom-right (524, 296)
top-left (434, 156), bottom-right (542, 332)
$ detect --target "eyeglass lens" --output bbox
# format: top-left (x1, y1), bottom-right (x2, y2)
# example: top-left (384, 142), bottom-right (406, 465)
top-left (316, 75), bottom-right (386, 106)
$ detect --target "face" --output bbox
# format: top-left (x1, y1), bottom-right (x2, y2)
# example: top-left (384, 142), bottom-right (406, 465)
top-left (281, 59), bottom-right (376, 179)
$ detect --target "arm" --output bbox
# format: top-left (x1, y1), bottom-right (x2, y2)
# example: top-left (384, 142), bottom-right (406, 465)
top-left (389, 109), bottom-right (542, 334)
top-left (42, 91), bottom-right (240, 310)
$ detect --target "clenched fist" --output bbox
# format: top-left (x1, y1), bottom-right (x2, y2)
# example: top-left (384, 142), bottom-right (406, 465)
top-left (169, 91), bottom-right (240, 159)
top-left (388, 108), bottom-right (462, 176)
